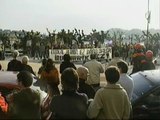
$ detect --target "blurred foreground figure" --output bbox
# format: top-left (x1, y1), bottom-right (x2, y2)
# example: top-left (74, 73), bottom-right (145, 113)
top-left (0, 93), bottom-right (8, 119)
top-left (87, 66), bottom-right (131, 119)
top-left (8, 88), bottom-right (41, 119)
top-left (50, 68), bottom-right (88, 119)
top-left (6, 72), bottom-right (39, 119)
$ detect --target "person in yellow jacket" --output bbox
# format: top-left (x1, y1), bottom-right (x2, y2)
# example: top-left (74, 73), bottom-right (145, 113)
top-left (87, 66), bottom-right (131, 120)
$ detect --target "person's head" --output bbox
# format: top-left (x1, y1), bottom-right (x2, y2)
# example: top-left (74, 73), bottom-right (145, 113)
top-left (90, 53), bottom-right (96, 60)
top-left (42, 58), bottom-right (47, 66)
top-left (46, 58), bottom-right (54, 65)
top-left (40, 42), bottom-right (44, 46)
top-left (77, 66), bottom-right (89, 81)
top-left (145, 50), bottom-right (153, 60)
top-left (17, 71), bottom-right (33, 88)
top-left (9, 88), bottom-right (41, 119)
top-left (105, 66), bottom-right (120, 84)
top-left (114, 51), bottom-right (120, 57)
top-left (117, 61), bottom-right (128, 73)
top-left (22, 56), bottom-right (29, 64)
top-left (61, 68), bottom-right (79, 91)
top-left (45, 58), bottom-right (55, 73)
top-left (63, 54), bottom-right (71, 62)
top-left (134, 43), bottom-right (142, 50)
top-left (12, 50), bottom-right (19, 59)
top-left (134, 43), bottom-right (144, 53)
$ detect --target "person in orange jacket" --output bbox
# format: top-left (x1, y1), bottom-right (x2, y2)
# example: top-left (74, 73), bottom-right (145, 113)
top-left (0, 93), bottom-right (8, 119)
top-left (131, 43), bottom-right (146, 74)
top-left (40, 58), bottom-right (60, 96)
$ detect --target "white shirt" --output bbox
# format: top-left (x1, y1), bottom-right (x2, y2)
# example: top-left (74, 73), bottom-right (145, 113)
top-left (117, 73), bottom-right (134, 100)
top-left (84, 59), bottom-right (104, 85)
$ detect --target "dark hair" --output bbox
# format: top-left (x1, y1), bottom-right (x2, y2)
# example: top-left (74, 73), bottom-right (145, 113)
top-left (117, 61), bottom-right (128, 73)
top-left (10, 88), bottom-right (40, 119)
top-left (90, 54), bottom-right (96, 59)
top-left (114, 51), bottom-right (120, 57)
top-left (45, 58), bottom-right (55, 73)
top-left (61, 68), bottom-right (79, 91)
top-left (17, 71), bottom-right (33, 87)
top-left (105, 66), bottom-right (120, 84)
top-left (63, 54), bottom-right (71, 62)
top-left (42, 58), bottom-right (47, 66)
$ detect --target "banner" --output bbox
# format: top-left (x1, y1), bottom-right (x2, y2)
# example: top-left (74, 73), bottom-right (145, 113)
top-left (49, 47), bottom-right (112, 62)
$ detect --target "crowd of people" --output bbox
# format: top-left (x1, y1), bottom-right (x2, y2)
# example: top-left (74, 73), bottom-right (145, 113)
top-left (0, 42), bottom-right (157, 119)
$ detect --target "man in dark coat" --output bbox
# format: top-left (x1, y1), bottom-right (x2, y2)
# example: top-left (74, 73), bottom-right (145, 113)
top-left (50, 68), bottom-right (88, 119)
top-left (7, 50), bottom-right (22, 71)
top-left (77, 66), bottom-right (95, 99)
top-left (60, 54), bottom-right (76, 73)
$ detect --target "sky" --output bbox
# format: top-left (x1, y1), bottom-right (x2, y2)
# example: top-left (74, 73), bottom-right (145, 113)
top-left (0, 0), bottom-right (160, 34)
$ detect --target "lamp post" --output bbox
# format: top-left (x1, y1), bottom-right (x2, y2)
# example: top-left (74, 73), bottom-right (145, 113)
top-left (146, 0), bottom-right (151, 43)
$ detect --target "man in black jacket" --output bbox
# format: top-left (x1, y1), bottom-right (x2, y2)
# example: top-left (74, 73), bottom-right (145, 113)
top-left (60, 54), bottom-right (76, 73)
top-left (7, 50), bottom-right (22, 71)
top-left (50, 68), bottom-right (88, 119)
top-left (77, 66), bottom-right (95, 99)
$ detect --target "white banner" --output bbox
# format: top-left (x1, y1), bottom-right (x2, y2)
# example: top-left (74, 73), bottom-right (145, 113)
top-left (49, 47), bottom-right (112, 62)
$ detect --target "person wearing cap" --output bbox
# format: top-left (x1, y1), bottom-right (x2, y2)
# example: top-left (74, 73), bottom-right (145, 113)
top-left (7, 50), bottom-right (22, 71)
top-left (142, 50), bottom-right (155, 70)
